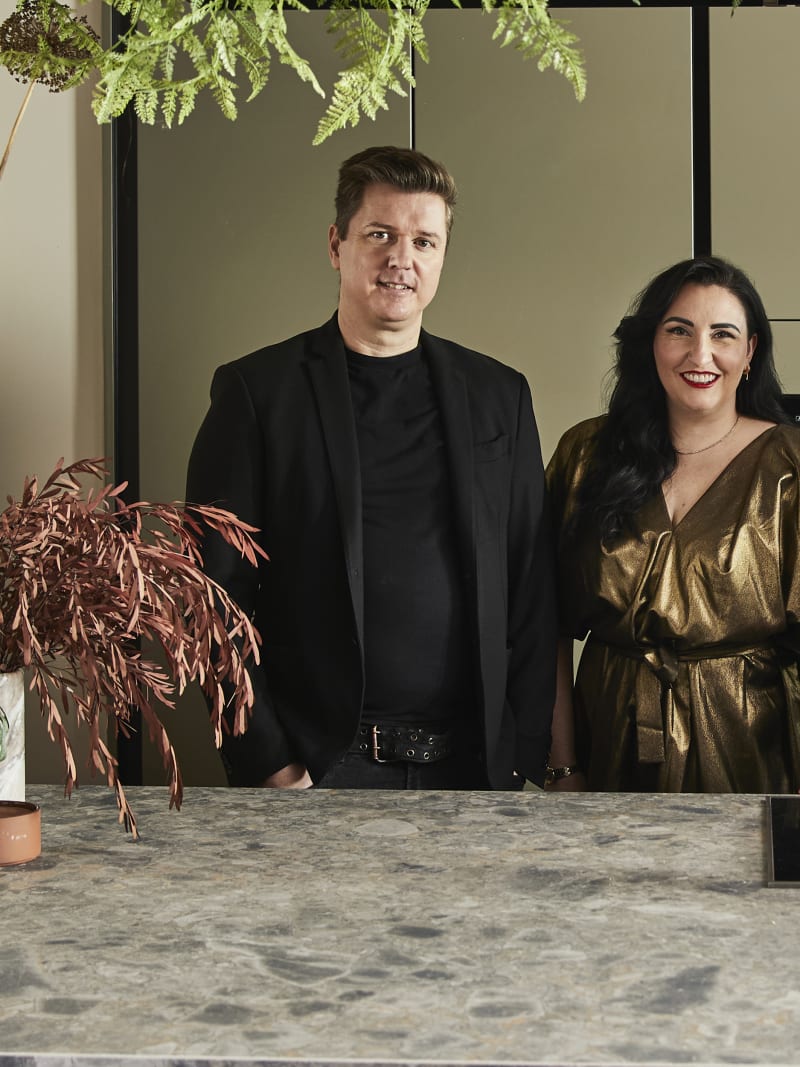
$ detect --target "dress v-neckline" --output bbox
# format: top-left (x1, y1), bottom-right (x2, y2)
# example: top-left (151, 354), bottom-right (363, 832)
top-left (659, 425), bottom-right (778, 530)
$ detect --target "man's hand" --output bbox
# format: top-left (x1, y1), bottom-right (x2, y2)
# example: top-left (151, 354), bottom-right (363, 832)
top-left (261, 762), bottom-right (313, 789)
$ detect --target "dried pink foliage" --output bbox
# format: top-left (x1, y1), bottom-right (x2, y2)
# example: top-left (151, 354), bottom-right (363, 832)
top-left (0, 457), bottom-right (267, 838)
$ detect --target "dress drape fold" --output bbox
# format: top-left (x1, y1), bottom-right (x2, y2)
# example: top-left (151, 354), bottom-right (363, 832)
top-left (547, 418), bottom-right (800, 792)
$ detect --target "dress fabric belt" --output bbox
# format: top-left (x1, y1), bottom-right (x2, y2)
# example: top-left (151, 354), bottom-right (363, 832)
top-left (589, 637), bottom-right (776, 764)
top-left (349, 724), bottom-right (458, 763)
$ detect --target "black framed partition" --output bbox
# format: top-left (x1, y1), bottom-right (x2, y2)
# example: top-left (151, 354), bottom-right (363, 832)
top-left (108, 1), bottom-right (800, 784)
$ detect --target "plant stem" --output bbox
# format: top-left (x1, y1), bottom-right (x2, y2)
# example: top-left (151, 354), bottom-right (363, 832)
top-left (0, 79), bottom-right (36, 183)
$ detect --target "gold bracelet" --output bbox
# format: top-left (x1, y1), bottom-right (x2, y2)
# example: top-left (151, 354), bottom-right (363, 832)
top-left (545, 763), bottom-right (580, 785)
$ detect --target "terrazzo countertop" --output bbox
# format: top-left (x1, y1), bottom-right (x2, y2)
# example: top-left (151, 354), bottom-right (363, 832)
top-left (1, 786), bottom-right (798, 1067)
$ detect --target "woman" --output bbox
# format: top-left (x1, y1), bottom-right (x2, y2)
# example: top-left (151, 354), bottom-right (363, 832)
top-left (546, 255), bottom-right (800, 793)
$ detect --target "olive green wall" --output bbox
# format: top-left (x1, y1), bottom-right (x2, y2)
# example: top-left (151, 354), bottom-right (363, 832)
top-left (710, 6), bottom-right (800, 390)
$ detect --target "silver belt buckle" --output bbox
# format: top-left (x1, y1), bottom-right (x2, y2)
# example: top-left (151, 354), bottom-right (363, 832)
top-left (370, 724), bottom-right (390, 763)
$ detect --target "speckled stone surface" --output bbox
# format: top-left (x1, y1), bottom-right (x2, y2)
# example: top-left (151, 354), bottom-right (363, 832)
top-left (1, 786), bottom-right (799, 1067)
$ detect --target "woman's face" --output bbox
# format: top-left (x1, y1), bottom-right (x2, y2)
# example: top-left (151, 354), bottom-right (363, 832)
top-left (652, 283), bottom-right (757, 421)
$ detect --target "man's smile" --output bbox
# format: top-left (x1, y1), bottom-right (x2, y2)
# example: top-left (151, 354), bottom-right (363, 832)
top-left (378, 280), bottom-right (413, 291)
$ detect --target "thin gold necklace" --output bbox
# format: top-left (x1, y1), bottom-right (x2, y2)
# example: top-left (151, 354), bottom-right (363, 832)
top-left (674, 415), bottom-right (740, 456)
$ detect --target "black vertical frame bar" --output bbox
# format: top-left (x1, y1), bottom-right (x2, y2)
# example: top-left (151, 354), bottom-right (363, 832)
top-left (410, 46), bottom-right (417, 148)
top-left (109, 8), bottom-right (143, 785)
top-left (691, 4), bottom-right (712, 255)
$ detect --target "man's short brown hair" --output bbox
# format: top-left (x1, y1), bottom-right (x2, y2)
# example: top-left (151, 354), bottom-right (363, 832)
top-left (334, 145), bottom-right (457, 242)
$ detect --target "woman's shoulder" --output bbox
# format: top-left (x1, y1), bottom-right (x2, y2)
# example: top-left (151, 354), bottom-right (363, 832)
top-left (769, 420), bottom-right (800, 448)
top-left (758, 419), bottom-right (800, 471)
top-left (546, 415), bottom-right (606, 502)
top-left (548, 414), bottom-right (606, 467)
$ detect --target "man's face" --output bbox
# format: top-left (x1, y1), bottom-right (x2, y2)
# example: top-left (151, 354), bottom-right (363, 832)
top-left (328, 183), bottom-right (448, 340)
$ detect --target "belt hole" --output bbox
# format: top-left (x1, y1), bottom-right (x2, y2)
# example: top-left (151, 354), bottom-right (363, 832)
top-left (406, 749), bottom-right (414, 758)
top-left (423, 752), bottom-right (431, 760)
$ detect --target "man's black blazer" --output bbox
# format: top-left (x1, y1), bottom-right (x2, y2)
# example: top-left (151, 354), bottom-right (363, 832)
top-left (186, 315), bottom-right (556, 787)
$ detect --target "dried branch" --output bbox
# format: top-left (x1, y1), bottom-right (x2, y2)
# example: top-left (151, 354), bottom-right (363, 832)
top-left (0, 457), bottom-right (267, 837)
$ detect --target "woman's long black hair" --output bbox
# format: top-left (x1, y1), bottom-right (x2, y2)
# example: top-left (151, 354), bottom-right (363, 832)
top-left (575, 255), bottom-right (788, 544)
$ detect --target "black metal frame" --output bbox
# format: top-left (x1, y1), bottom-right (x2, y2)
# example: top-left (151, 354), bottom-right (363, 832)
top-left (107, 0), bottom-right (778, 782)
top-left (109, 8), bottom-right (142, 782)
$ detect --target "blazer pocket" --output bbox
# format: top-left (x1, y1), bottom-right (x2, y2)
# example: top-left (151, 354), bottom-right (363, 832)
top-left (473, 434), bottom-right (510, 463)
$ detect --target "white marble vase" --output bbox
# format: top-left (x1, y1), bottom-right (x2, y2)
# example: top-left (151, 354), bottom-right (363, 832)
top-left (0, 669), bottom-right (25, 801)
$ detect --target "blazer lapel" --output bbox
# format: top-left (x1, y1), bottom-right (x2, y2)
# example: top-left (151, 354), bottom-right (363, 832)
top-left (306, 318), bottom-right (364, 639)
top-left (423, 331), bottom-right (476, 574)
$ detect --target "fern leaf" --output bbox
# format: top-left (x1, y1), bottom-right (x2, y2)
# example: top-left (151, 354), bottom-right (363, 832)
top-left (133, 86), bottom-right (158, 123)
top-left (160, 40), bottom-right (176, 81)
top-left (315, 0), bottom-right (423, 143)
top-left (207, 11), bottom-right (239, 77)
top-left (177, 79), bottom-right (201, 123)
top-left (161, 84), bottom-right (178, 126)
top-left (491, 0), bottom-right (586, 101)
top-left (210, 68), bottom-right (238, 119)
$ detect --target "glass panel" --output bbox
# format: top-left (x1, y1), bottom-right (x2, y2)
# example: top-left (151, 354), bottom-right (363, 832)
top-left (416, 7), bottom-right (693, 463)
top-left (138, 12), bottom-right (411, 509)
top-left (773, 322), bottom-right (800, 395)
top-left (711, 6), bottom-right (800, 320)
top-left (135, 7), bottom-right (694, 783)
top-left (137, 14), bottom-right (410, 782)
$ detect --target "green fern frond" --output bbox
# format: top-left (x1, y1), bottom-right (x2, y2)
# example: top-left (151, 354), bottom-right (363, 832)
top-left (262, 7), bottom-right (323, 95)
top-left (3, 0), bottom-right (749, 141)
top-left (177, 79), bottom-right (201, 123)
top-left (228, 14), bottom-right (270, 96)
top-left (109, 0), bottom-right (137, 19)
top-left (207, 11), bottom-right (239, 77)
top-left (161, 83), bottom-right (178, 125)
top-left (488, 0), bottom-right (586, 101)
top-left (210, 68), bottom-right (238, 119)
top-left (314, 0), bottom-right (430, 144)
top-left (314, 67), bottom-right (387, 143)
top-left (91, 0), bottom-right (263, 124)
top-left (134, 86), bottom-right (158, 123)
top-left (160, 40), bottom-right (176, 81)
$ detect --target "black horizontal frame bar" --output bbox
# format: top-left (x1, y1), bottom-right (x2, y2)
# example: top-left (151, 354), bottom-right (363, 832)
top-left (426, 1), bottom-right (785, 8)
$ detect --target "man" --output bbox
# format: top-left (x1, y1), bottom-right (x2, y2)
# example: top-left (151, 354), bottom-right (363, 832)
top-left (186, 145), bottom-right (556, 790)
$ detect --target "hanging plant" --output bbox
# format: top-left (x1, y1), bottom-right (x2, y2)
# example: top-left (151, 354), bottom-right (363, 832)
top-left (0, 0), bottom-right (747, 168)
top-left (1, 0), bottom-right (587, 160)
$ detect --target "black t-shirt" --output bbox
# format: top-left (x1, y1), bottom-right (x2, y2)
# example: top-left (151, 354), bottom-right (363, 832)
top-left (346, 346), bottom-right (473, 728)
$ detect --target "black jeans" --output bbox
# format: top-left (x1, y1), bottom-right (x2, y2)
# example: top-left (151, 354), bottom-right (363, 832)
top-left (314, 748), bottom-right (494, 790)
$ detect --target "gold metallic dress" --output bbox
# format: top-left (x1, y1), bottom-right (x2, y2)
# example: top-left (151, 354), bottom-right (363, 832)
top-left (547, 416), bottom-right (800, 793)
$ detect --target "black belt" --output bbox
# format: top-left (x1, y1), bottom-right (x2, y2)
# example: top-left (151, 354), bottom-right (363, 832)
top-left (349, 724), bottom-right (458, 763)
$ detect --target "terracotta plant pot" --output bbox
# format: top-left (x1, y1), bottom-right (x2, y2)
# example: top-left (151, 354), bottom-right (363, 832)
top-left (0, 800), bottom-right (41, 865)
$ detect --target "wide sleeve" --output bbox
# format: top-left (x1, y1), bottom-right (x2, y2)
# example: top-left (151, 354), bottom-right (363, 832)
top-left (777, 429), bottom-right (800, 642)
top-left (186, 361), bottom-right (296, 784)
top-left (545, 417), bottom-right (604, 642)
top-left (545, 418), bottom-right (602, 536)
